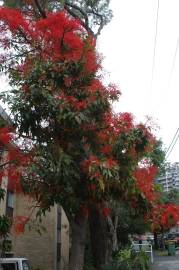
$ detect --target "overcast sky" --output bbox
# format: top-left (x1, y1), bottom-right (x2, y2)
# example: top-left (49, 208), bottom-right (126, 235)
top-left (98, 0), bottom-right (179, 163)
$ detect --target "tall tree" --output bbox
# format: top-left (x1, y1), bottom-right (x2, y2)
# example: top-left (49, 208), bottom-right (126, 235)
top-left (0, 5), bottom-right (169, 270)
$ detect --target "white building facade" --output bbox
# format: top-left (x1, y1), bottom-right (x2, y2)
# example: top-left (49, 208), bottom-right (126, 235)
top-left (156, 162), bottom-right (179, 192)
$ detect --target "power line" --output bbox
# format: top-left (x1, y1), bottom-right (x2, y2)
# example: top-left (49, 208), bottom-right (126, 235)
top-left (150, 0), bottom-right (160, 91)
top-left (166, 127), bottom-right (179, 155)
top-left (164, 40), bottom-right (179, 160)
top-left (149, 2), bottom-right (179, 161)
top-left (166, 129), bottom-right (179, 160)
top-left (166, 134), bottom-right (179, 160)
top-left (167, 38), bottom-right (179, 90)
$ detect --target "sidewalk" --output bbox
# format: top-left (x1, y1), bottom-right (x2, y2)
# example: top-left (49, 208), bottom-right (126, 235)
top-left (152, 250), bottom-right (179, 270)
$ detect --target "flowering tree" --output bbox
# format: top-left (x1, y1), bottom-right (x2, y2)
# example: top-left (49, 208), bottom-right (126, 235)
top-left (0, 125), bottom-right (28, 255)
top-left (135, 160), bottom-right (179, 250)
top-left (149, 189), bottom-right (179, 249)
top-left (0, 5), bottom-right (167, 270)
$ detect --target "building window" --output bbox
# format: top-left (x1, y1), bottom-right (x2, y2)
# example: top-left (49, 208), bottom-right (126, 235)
top-left (7, 191), bottom-right (13, 208)
top-left (57, 210), bottom-right (61, 230)
top-left (57, 210), bottom-right (61, 243)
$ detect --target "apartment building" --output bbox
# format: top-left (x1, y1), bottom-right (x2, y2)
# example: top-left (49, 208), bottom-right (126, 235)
top-left (156, 162), bottom-right (179, 192)
top-left (0, 106), bottom-right (69, 270)
top-left (12, 195), bottom-right (69, 270)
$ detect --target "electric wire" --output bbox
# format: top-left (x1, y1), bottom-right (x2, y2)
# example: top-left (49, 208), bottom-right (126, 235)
top-left (165, 127), bottom-right (179, 155)
top-left (165, 130), bottom-right (179, 160)
top-left (167, 38), bottom-right (179, 90)
top-left (149, 1), bottom-right (179, 161)
top-left (166, 135), bottom-right (179, 160)
top-left (150, 0), bottom-right (160, 91)
top-left (164, 40), bottom-right (179, 160)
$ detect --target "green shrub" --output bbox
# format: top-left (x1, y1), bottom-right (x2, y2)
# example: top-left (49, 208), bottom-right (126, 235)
top-left (103, 248), bottom-right (150, 270)
top-left (132, 250), bottom-right (150, 270)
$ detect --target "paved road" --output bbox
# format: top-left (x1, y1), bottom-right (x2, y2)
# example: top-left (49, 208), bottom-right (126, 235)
top-left (152, 260), bottom-right (179, 270)
top-left (152, 250), bottom-right (179, 270)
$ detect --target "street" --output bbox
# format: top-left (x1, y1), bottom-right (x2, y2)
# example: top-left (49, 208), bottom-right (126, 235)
top-left (152, 250), bottom-right (179, 270)
top-left (153, 260), bottom-right (179, 270)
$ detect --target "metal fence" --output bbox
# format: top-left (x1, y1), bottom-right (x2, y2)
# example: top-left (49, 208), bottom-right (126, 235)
top-left (132, 241), bottom-right (154, 263)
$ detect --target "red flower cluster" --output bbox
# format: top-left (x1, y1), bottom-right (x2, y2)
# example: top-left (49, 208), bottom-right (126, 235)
top-left (81, 155), bottom-right (100, 168)
top-left (0, 8), bottom-right (99, 76)
top-left (0, 127), bottom-right (31, 193)
top-left (0, 8), bottom-right (29, 32)
top-left (134, 166), bottom-right (158, 202)
top-left (0, 127), bottom-right (12, 144)
top-left (152, 204), bottom-right (179, 231)
top-left (35, 11), bottom-right (83, 61)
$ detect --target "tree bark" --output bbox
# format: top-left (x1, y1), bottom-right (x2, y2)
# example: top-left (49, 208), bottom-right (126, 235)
top-left (0, 237), bottom-right (2, 257)
top-left (89, 207), bottom-right (112, 270)
top-left (68, 214), bottom-right (87, 270)
top-left (154, 231), bottom-right (159, 250)
top-left (160, 226), bottom-right (165, 250)
top-left (107, 214), bottom-right (118, 252)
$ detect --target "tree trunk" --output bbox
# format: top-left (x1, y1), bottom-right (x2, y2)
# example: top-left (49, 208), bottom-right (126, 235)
top-left (107, 214), bottom-right (118, 252)
top-left (0, 237), bottom-right (2, 257)
top-left (68, 214), bottom-right (87, 270)
top-left (89, 207), bottom-right (112, 270)
top-left (154, 231), bottom-right (159, 250)
top-left (160, 226), bottom-right (165, 250)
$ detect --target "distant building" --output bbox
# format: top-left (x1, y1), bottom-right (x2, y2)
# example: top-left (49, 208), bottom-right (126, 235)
top-left (156, 162), bottom-right (179, 192)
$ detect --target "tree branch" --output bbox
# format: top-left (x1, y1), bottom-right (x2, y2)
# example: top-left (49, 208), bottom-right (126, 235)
top-left (90, 9), bottom-right (104, 37)
top-left (0, 160), bottom-right (13, 169)
top-left (18, 29), bottom-right (33, 46)
top-left (5, 48), bottom-right (38, 64)
top-left (64, 1), bottom-right (94, 37)
top-left (33, 0), bottom-right (47, 18)
top-left (65, 1), bottom-right (89, 28)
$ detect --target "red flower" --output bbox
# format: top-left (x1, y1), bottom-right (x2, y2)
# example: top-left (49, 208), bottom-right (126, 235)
top-left (134, 166), bottom-right (158, 202)
top-left (101, 145), bottom-right (112, 155)
top-left (0, 8), bottom-right (29, 32)
top-left (0, 127), bottom-right (12, 144)
top-left (74, 101), bottom-right (87, 110)
top-left (106, 158), bottom-right (117, 168)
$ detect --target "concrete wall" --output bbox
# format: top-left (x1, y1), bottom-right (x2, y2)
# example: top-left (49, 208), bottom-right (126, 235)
top-left (11, 194), bottom-right (69, 270)
top-left (12, 194), bottom-right (56, 270)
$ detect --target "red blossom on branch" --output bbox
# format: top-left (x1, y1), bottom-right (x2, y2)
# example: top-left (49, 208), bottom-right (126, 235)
top-left (0, 127), bottom-right (12, 144)
top-left (134, 166), bottom-right (158, 202)
top-left (151, 204), bottom-right (179, 231)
